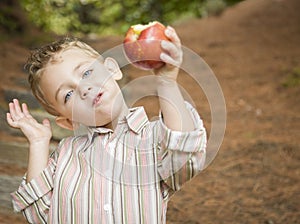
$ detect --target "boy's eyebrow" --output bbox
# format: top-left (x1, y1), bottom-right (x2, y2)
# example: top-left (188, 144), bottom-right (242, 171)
top-left (73, 61), bottom-right (90, 73)
top-left (54, 61), bottom-right (90, 102)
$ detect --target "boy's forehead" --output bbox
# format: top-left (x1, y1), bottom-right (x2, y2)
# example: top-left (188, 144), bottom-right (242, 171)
top-left (54, 47), bottom-right (91, 60)
top-left (45, 47), bottom-right (102, 71)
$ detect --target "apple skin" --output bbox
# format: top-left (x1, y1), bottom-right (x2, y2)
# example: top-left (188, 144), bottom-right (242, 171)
top-left (123, 21), bottom-right (170, 70)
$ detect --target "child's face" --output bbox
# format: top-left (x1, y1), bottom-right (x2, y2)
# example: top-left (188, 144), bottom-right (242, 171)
top-left (40, 47), bottom-right (125, 129)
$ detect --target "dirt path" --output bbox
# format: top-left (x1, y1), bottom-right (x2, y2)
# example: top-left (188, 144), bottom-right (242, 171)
top-left (0, 0), bottom-right (299, 223)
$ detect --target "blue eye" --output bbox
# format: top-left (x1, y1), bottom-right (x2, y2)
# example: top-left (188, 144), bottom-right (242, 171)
top-left (64, 90), bottom-right (73, 103)
top-left (82, 69), bottom-right (92, 79)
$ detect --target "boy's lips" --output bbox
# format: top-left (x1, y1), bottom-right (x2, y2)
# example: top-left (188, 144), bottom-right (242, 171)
top-left (93, 92), bottom-right (103, 106)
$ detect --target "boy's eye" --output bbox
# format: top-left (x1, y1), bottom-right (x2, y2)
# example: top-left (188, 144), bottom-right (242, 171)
top-left (82, 69), bottom-right (92, 79)
top-left (64, 90), bottom-right (73, 103)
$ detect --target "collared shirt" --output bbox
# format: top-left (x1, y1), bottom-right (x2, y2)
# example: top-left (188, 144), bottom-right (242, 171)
top-left (11, 102), bottom-right (206, 224)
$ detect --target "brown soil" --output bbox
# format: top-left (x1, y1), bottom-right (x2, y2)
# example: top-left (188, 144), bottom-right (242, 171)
top-left (0, 0), bottom-right (299, 223)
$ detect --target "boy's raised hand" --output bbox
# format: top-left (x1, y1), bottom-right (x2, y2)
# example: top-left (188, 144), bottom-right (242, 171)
top-left (7, 99), bottom-right (52, 145)
top-left (153, 26), bottom-right (183, 81)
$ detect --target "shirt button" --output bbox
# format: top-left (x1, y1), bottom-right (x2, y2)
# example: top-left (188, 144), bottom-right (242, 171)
top-left (104, 204), bottom-right (111, 213)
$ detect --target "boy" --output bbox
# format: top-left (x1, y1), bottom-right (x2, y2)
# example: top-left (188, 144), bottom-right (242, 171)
top-left (7, 26), bottom-right (206, 223)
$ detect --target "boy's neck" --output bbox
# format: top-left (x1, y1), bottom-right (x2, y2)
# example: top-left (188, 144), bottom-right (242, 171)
top-left (103, 104), bottom-right (129, 130)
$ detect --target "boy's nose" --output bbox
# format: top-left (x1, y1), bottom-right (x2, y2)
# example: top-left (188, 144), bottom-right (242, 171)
top-left (79, 85), bottom-right (92, 99)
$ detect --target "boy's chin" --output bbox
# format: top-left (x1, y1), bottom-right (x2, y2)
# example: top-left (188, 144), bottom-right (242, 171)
top-left (82, 119), bottom-right (114, 129)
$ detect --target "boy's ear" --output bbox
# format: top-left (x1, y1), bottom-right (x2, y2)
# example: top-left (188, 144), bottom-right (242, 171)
top-left (55, 116), bottom-right (74, 131)
top-left (104, 57), bottom-right (123, 80)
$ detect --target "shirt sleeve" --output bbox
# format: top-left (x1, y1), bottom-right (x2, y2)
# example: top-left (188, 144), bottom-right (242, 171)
top-left (157, 101), bottom-right (207, 192)
top-left (10, 141), bottom-right (61, 224)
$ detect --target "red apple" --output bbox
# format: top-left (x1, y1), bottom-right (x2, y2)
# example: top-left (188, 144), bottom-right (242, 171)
top-left (123, 21), bottom-right (170, 70)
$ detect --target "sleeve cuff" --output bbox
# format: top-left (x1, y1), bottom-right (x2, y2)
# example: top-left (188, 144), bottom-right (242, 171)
top-left (159, 101), bottom-right (207, 153)
top-left (11, 160), bottom-right (55, 212)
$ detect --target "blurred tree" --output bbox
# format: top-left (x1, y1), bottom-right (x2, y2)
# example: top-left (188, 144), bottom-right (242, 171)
top-left (0, 0), bottom-right (29, 34)
top-left (1, 0), bottom-right (244, 37)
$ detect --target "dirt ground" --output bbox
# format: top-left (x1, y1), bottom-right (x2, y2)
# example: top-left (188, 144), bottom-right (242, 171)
top-left (0, 0), bottom-right (299, 223)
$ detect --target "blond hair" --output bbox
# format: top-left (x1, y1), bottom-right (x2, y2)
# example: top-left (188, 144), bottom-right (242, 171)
top-left (25, 37), bottom-right (100, 116)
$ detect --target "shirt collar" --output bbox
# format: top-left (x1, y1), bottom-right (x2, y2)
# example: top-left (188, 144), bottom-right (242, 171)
top-left (86, 106), bottom-right (149, 143)
top-left (125, 106), bottom-right (149, 134)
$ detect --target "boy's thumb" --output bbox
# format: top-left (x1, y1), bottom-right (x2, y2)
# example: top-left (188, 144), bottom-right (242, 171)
top-left (42, 118), bottom-right (51, 128)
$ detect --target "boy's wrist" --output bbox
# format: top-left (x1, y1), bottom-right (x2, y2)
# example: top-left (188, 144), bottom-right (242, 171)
top-left (29, 138), bottom-right (50, 150)
top-left (156, 75), bottom-right (177, 88)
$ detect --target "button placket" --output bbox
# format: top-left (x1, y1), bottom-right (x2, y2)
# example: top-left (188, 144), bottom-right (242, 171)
top-left (103, 203), bottom-right (111, 213)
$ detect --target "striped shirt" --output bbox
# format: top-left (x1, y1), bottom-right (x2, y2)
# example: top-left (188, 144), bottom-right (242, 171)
top-left (11, 102), bottom-right (206, 224)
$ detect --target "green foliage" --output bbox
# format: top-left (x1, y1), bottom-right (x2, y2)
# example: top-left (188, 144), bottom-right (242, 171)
top-left (0, 7), bottom-right (17, 33)
top-left (282, 68), bottom-right (300, 88)
top-left (225, 0), bottom-right (245, 6)
top-left (0, 0), bottom-right (25, 34)
top-left (19, 0), bottom-right (244, 36)
top-left (199, 0), bottom-right (227, 17)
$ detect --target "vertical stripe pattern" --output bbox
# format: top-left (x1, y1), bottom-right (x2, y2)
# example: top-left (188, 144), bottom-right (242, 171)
top-left (11, 102), bottom-right (206, 223)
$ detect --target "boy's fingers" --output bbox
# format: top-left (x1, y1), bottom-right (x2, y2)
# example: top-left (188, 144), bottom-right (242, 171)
top-left (6, 113), bottom-right (18, 128)
top-left (161, 41), bottom-right (182, 67)
top-left (165, 26), bottom-right (181, 47)
top-left (42, 119), bottom-right (51, 128)
top-left (22, 103), bottom-right (32, 118)
top-left (8, 102), bottom-right (17, 119)
top-left (160, 53), bottom-right (180, 67)
top-left (8, 100), bottom-right (28, 122)
top-left (11, 99), bottom-right (25, 121)
top-left (6, 113), bottom-right (13, 124)
top-left (162, 41), bottom-right (181, 59)
top-left (13, 99), bottom-right (22, 114)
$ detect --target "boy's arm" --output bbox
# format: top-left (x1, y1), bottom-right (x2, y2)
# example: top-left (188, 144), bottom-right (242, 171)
top-left (154, 26), bottom-right (194, 131)
top-left (7, 99), bottom-right (52, 182)
top-left (7, 99), bottom-right (55, 223)
top-left (156, 79), bottom-right (195, 131)
top-left (154, 27), bottom-right (207, 193)
top-left (157, 102), bottom-right (206, 192)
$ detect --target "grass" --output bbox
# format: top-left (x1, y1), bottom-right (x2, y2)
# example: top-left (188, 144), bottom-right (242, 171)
top-left (282, 67), bottom-right (300, 88)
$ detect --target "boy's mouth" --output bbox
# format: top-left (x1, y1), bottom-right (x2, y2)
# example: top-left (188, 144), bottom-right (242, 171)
top-left (93, 92), bottom-right (103, 106)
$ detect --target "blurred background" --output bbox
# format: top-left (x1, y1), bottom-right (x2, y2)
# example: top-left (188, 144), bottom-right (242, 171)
top-left (0, 0), bottom-right (299, 223)
top-left (1, 0), bottom-right (243, 37)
